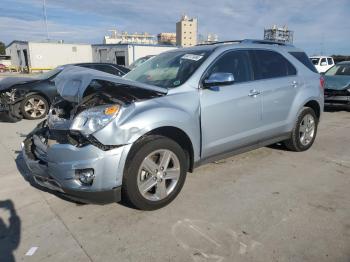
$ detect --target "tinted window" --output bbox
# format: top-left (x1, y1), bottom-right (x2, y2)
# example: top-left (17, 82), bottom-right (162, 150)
top-left (289, 52), bottom-right (318, 73)
top-left (94, 65), bottom-right (122, 76)
top-left (320, 58), bottom-right (327, 65)
top-left (208, 50), bottom-right (252, 83)
top-left (252, 50), bottom-right (296, 80)
top-left (327, 58), bottom-right (334, 65)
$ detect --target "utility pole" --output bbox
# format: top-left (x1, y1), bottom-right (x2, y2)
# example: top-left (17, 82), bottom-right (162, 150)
top-left (43, 0), bottom-right (49, 40)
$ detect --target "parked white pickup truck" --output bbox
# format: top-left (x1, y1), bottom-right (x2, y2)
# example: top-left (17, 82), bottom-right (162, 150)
top-left (310, 56), bottom-right (335, 73)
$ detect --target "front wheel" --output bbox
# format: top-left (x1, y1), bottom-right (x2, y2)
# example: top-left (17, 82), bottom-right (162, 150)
top-left (123, 135), bottom-right (188, 210)
top-left (20, 94), bottom-right (49, 120)
top-left (284, 107), bottom-right (318, 152)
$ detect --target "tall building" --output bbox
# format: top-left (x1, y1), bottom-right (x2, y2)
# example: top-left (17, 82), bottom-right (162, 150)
top-left (264, 25), bottom-right (294, 44)
top-left (157, 33), bottom-right (176, 45)
top-left (176, 15), bottom-right (198, 47)
top-left (104, 30), bottom-right (157, 45)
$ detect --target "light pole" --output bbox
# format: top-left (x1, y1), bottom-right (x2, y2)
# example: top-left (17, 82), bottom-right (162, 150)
top-left (43, 0), bottom-right (49, 40)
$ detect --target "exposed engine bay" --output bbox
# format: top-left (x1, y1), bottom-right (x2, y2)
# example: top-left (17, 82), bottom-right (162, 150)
top-left (26, 67), bottom-right (166, 154)
top-left (0, 88), bottom-right (28, 121)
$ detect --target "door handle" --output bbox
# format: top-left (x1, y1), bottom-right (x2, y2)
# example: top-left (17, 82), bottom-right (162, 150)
top-left (291, 80), bottom-right (298, 88)
top-left (248, 89), bottom-right (261, 97)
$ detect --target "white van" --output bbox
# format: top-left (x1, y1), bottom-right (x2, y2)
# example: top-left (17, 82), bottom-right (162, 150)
top-left (309, 56), bottom-right (334, 73)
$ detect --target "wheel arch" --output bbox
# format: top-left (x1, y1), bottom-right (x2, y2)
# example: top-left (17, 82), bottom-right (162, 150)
top-left (127, 126), bottom-right (195, 173)
top-left (23, 91), bottom-right (51, 106)
top-left (304, 100), bottom-right (321, 119)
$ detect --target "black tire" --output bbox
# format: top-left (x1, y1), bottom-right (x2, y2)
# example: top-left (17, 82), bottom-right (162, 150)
top-left (20, 94), bottom-right (49, 120)
top-left (284, 107), bottom-right (318, 152)
top-left (123, 135), bottom-right (188, 210)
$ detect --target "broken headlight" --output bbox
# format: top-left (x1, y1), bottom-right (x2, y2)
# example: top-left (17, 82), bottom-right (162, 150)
top-left (70, 104), bottom-right (120, 136)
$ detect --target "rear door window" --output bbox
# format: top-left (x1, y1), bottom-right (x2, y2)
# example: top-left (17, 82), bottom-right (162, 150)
top-left (251, 50), bottom-right (296, 80)
top-left (289, 52), bottom-right (318, 73)
top-left (94, 65), bottom-right (123, 76)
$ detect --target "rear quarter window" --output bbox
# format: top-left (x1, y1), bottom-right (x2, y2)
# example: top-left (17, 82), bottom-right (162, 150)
top-left (289, 52), bottom-right (318, 73)
top-left (251, 50), bottom-right (297, 80)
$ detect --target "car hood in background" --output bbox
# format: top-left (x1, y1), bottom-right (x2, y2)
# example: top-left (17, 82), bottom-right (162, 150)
top-left (0, 77), bottom-right (39, 91)
top-left (54, 66), bottom-right (167, 103)
top-left (324, 75), bottom-right (350, 90)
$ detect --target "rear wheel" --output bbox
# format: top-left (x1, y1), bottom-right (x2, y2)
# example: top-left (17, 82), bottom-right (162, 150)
top-left (21, 94), bottom-right (49, 120)
top-left (123, 136), bottom-right (187, 210)
top-left (284, 107), bottom-right (318, 152)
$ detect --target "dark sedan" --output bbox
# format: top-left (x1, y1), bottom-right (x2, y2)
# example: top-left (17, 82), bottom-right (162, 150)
top-left (324, 61), bottom-right (350, 107)
top-left (0, 63), bottom-right (130, 122)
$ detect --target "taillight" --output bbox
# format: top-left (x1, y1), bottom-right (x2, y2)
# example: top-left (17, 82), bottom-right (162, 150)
top-left (320, 76), bottom-right (325, 91)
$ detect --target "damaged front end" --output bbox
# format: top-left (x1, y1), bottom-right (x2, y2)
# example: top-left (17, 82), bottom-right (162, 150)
top-left (21, 66), bottom-right (167, 203)
top-left (0, 89), bottom-right (27, 122)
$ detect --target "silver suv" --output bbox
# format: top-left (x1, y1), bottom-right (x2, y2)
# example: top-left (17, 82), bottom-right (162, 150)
top-left (22, 40), bottom-right (324, 210)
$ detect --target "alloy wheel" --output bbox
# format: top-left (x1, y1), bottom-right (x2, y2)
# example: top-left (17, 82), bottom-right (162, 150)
top-left (24, 97), bottom-right (47, 118)
top-left (137, 149), bottom-right (180, 201)
top-left (299, 113), bottom-right (315, 146)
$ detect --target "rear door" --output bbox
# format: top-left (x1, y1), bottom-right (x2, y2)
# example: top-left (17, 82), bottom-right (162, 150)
top-left (249, 49), bottom-right (300, 139)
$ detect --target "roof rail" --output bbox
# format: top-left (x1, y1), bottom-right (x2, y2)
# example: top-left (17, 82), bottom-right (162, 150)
top-left (196, 39), bottom-right (294, 47)
top-left (242, 39), bottom-right (294, 47)
top-left (196, 40), bottom-right (243, 46)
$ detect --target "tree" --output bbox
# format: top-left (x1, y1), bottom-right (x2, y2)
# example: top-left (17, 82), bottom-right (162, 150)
top-left (0, 42), bottom-right (5, 55)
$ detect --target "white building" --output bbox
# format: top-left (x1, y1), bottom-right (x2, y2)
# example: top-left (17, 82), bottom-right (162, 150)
top-left (104, 30), bottom-right (157, 45)
top-left (92, 44), bottom-right (177, 67)
top-left (6, 41), bottom-right (93, 71)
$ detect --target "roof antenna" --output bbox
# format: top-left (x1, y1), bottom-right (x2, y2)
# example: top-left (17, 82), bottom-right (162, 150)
top-left (43, 0), bottom-right (49, 40)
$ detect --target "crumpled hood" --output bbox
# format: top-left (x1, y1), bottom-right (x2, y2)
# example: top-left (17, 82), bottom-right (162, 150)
top-left (54, 66), bottom-right (167, 103)
top-left (324, 75), bottom-right (350, 90)
top-left (0, 76), bottom-right (38, 91)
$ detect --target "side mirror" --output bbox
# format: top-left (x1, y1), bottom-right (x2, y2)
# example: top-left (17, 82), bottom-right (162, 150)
top-left (203, 72), bottom-right (234, 88)
top-left (320, 62), bottom-right (327, 66)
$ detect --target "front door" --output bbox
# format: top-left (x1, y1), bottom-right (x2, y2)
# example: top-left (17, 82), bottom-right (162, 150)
top-left (200, 50), bottom-right (262, 158)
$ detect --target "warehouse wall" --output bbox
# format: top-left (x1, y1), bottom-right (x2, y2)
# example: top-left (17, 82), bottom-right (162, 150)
top-left (92, 44), bottom-right (177, 66)
top-left (92, 45), bottom-right (129, 65)
top-left (129, 45), bottom-right (177, 64)
top-left (28, 42), bottom-right (93, 69)
top-left (6, 42), bottom-right (30, 68)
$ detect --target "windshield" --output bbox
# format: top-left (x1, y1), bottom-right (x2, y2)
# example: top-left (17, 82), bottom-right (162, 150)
top-left (325, 64), bottom-right (350, 76)
top-left (33, 67), bottom-right (64, 80)
top-left (311, 58), bottom-right (319, 65)
top-left (124, 50), bottom-right (212, 88)
top-left (129, 57), bottom-right (152, 70)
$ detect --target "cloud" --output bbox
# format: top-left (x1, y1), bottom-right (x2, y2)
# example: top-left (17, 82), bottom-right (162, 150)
top-left (1, 0), bottom-right (349, 54)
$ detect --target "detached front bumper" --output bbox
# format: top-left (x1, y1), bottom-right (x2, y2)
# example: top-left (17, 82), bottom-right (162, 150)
top-left (21, 125), bottom-right (131, 204)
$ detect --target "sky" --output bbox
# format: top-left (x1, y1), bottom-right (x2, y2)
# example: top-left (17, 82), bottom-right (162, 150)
top-left (0, 0), bottom-right (349, 55)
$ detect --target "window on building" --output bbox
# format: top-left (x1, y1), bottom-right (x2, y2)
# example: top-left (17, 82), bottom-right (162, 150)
top-left (72, 46), bottom-right (77, 52)
top-left (251, 50), bottom-right (297, 80)
top-left (207, 50), bottom-right (253, 83)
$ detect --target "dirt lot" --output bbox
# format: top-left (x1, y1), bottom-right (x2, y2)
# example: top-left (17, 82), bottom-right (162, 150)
top-left (0, 110), bottom-right (349, 262)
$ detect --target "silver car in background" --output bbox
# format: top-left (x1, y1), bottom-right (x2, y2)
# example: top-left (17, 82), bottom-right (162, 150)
top-left (22, 40), bottom-right (324, 210)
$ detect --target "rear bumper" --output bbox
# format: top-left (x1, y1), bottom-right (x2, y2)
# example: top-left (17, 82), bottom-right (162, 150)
top-left (21, 125), bottom-right (131, 204)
